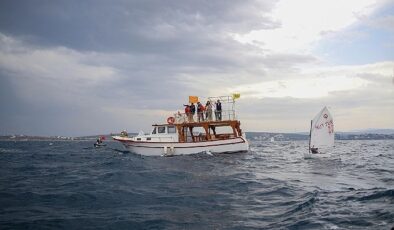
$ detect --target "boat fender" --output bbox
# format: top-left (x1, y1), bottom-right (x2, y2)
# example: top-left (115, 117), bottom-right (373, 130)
top-left (163, 146), bottom-right (168, 154)
top-left (167, 116), bottom-right (175, 124)
top-left (170, 146), bottom-right (175, 153)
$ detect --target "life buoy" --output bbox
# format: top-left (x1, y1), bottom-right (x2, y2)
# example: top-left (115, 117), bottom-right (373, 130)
top-left (167, 116), bottom-right (175, 124)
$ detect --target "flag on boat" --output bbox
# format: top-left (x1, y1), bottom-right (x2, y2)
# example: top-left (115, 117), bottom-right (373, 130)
top-left (189, 96), bottom-right (199, 103)
top-left (232, 93), bottom-right (240, 100)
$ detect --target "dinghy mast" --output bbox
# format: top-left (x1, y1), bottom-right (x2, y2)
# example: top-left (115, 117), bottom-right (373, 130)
top-left (308, 119), bottom-right (312, 153)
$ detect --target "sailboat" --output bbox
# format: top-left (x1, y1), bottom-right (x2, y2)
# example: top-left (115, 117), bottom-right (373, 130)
top-left (307, 106), bottom-right (334, 155)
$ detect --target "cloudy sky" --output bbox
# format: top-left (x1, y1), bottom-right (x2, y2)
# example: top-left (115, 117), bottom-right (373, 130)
top-left (0, 0), bottom-right (393, 136)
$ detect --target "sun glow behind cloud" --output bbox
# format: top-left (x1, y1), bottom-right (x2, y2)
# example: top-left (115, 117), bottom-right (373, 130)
top-left (232, 0), bottom-right (382, 53)
top-left (229, 0), bottom-right (393, 104)
top-left (231, 75), bottom-right (368, 99)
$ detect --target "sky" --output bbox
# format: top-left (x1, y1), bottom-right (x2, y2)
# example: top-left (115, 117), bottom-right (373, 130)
top-left (0, 0), bottom-right (393, 136)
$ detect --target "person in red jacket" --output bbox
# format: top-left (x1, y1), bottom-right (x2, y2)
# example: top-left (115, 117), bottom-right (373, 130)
top-left (197, 102), bottom-right (205, 122)
top-left (184, 104), bottom-right (193, 122)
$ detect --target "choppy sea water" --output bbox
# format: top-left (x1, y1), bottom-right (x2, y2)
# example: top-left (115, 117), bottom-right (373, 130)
top-left (0, 140), bottom-right (393, 229)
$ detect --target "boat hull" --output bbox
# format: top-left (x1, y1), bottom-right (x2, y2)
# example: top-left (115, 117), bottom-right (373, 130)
top-left (113, 136), bottom-right (249, 156)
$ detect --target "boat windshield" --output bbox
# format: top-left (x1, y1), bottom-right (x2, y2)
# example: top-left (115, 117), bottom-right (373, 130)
top-left (157, 126), bottom-right (166, 134)
top-left (151, 125), bottom-right (177, 135)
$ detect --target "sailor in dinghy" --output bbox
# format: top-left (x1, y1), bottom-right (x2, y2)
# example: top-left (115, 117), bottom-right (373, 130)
top-left (94, 136), bottom-right (107, 147)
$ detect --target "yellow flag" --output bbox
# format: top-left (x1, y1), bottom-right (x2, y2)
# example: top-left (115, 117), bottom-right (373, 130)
top-left (232, 93), bottom-right (240, 100)
top-left (189, 96), bottom-right (198, 103)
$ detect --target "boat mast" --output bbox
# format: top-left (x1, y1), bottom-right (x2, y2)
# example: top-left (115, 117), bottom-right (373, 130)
top-left (308, 119), bottom-right (312, 153)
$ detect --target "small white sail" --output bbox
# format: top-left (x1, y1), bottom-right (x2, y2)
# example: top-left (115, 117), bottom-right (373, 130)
top-left (310, 106), bottom-right (334, 149)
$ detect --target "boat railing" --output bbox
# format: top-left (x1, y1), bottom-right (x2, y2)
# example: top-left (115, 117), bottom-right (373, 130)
top-left (174, 109), bottom-right (236, 124)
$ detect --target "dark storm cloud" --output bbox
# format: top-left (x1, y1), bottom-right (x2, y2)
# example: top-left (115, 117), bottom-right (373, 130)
top-left (0, 0), bottom-right (278, 52)
top-left (0, 0), bottom-right (282, 78)
top-left (0, 0), bottom-right (283, 135)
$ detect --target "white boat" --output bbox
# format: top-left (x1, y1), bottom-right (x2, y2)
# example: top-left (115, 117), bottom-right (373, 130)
top-left (305, 106), bottom-right (334, 157)
top-left (113, 96), bottom-right (249, 156)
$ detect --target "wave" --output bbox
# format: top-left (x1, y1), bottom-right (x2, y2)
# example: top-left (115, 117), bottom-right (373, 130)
top-left (252, 185), bottom-right (295, 197)
top-left (344, 189), bottom-right (394, 203)
top-left (1, 140), bottom-right (394, 229)
top-left (0, 147), bottom-right (26, 154)
top-left (357, 189), bottom-right (394, 201)
top-left (283, 190), bottom-right (319, 215)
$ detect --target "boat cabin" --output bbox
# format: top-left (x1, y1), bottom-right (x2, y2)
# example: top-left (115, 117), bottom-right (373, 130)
top-left (133, 120), bottom-right (242, 143)
top-left (131, 124), bottom-right (178, 142)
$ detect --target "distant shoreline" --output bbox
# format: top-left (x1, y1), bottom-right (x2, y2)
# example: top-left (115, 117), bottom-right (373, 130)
top-left (246, 132), bottom-right (394, 141)
top-left (1, 131), bottom-right (393, 141)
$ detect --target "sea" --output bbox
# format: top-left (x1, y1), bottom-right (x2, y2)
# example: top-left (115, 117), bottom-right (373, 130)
top-left (0, 139), bottom-right (393, 229)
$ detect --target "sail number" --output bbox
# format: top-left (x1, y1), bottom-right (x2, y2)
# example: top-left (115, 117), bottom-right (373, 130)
top-left (314, 120), bottom-right (334, 134)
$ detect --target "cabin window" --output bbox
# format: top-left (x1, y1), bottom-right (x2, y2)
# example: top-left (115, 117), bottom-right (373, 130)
top-left (158, 126), bottom-right (166, 134)
top-left (168, 126), bottom-right (176, 134)
top-left (147, 137), bottom-right (151, 141)
top-left (136, 138), bottom-right (141, 141)
top-left (152, 127), bottom-right (157, 134)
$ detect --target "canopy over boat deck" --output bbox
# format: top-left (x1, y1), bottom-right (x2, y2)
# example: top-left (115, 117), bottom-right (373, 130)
top-left (167, 95), bottom-right (243, 143)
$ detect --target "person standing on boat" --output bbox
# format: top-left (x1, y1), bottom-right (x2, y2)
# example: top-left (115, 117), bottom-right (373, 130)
top-left (184, 104), bottom-right (193, 122)
top-left (215, 99), bottom-right (222, 121)
top-left (206, 100), bottom-right (213, 121)
top-left (190, 103), bottom-right (196, 121)
top-left (197, 102), bottom-right (205, 122)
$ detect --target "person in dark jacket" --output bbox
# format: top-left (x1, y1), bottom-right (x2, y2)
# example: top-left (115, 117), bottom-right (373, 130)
top-left (190, 103), bottom-right (196, 121)
top-left (215, 100), bottom-right (222, 121)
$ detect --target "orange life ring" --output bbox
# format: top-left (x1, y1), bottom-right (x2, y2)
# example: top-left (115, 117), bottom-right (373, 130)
top-left (167, 116), bottom-right (175, 124)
